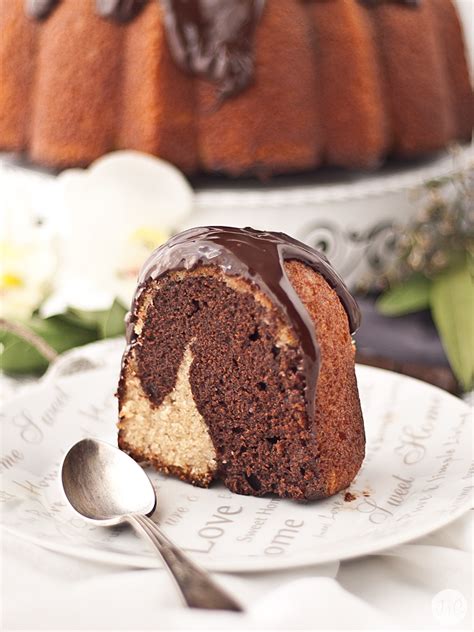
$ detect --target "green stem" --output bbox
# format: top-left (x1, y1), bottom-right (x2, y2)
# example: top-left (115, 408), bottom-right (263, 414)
top-left (0, 318), bottom-right (58, 363)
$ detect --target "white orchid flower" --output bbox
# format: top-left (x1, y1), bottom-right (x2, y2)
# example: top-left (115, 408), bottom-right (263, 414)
top-left (0, 168), bottom-right (56, 320)
top-left (42, 151), bottom-right (194, 315)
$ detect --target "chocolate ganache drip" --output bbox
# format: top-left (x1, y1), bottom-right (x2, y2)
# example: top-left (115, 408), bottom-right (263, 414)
top-left (26, 0), bottom-right (147, 21)
top-left (130, 226), bottom-right (360, 425)
top-left (359, 0), bottom-right (420, 6)
top-left (25, 0), bottom-right (60, 19)
top-left (25, 0), bottom-right (421, 95)
top-left (25, 0), bottom-right (265, 95)
top-left (160, 0), bottom-right (265, 97)
top-left (26, 0), bottom-right (421, 91)
top-left (96, 0), bottom-right (147, 22)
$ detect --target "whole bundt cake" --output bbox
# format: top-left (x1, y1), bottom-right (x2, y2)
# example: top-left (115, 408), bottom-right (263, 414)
top-left (0, 0), bottom-right (472, 176)
top-left (117, 227), bottom-right (365, 500)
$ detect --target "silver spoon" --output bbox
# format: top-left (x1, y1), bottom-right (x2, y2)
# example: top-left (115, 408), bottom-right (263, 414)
top-left (61, 438), bottom-right (242, 611)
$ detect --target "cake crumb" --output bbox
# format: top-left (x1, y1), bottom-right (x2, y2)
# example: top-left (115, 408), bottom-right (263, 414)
top-left (344, 491), bottom-right (357, 502)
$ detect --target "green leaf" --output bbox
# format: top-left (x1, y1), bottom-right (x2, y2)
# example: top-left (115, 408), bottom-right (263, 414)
top-left (0, 316), bottom-right (97, 375)
top-left (62, 307), bottom-right (106, 331)
top-left (33, 315), bottom-right (99, 353)
top-left (0, 330), bottom-right (49, 375)
top-left (64, 302), bottom-right (127, 338)
top-left (377, 274), bottom-right (431, 316)
top-left (0, 299), bottom-right (127, 376)
top-left (424, 175), bottom-right (452, 190)
top-left (98, 299), bottom-right (127, 339)
top-left (430, 257), bottom-right (474, 391)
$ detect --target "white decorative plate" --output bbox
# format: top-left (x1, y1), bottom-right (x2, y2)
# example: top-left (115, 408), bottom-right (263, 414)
top-left (0, 340), bottom-right (472, 572)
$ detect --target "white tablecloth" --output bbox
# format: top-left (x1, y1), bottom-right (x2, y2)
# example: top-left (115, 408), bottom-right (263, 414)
top-left (2, 493), bottom-right (472, 630)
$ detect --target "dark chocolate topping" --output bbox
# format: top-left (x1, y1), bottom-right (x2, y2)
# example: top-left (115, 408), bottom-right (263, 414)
top-left (160, 0), bottom-right (265, 97)
top-left (25, 0), bottom-right (60, 19)
top-left (26, 0), bottom-right (421, 93)
top-left (130, 226), bottom-right (360, 424)
top-left (96, 0), bottom-right (146, 22)
top-left (359, 0), bottom-right (420, 6)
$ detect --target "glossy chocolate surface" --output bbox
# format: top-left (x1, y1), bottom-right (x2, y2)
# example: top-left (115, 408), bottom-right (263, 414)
top-left (25, 0), bottom-right (60, 19)
top-left (26, 0), bottom-right (145, 20)
top-left (130, 226), bottom-right (360, 424)
top-left (360, 0), bottom-right (419, 6)
top-left (96, 0), bottom-right (146, 21)
top-left (161, 0), bottom-right (265, 97)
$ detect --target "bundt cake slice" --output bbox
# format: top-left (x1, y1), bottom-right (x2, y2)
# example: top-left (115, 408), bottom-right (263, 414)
top-left (117, 227), bottom-right (364, 501)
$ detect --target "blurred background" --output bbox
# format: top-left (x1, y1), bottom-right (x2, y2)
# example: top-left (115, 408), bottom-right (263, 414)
top-left (0, 0), bottom-right (473, 397)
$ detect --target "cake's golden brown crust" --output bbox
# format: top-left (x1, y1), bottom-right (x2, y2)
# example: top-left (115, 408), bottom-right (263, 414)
top-left (432, 0), bottom-right (474, 141)
top-left (370, 0), bottom-right (454, 156)
top-left (30, 0), bottom-right (121, 167)
top-left (285, 260), bottom-right (365, 496)
top-left (0, 0), bottom-right (37, 151)
top-left (198, 0), bottom-right (321, 176)
top-left (309, 0), bottom-right (388, 168)
top-left (118, 0), bottom-right (198, 172)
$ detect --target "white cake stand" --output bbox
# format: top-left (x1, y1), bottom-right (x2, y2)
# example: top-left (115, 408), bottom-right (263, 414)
top-left (187, 145), bottom-right (473, 288)
top-left (1, 144), bottom-right (472, 289)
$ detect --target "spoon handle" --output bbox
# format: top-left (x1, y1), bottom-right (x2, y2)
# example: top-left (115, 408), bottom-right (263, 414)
top-left (127, 513), bottom-right (242, 611)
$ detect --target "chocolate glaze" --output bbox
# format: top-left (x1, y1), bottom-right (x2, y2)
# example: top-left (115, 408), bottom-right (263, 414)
top-left (96, 0), bottom-right (146, 22)
top-left (26, 0), bottom-right (146, 21)
top-left (26, 0), bottom-right (421, 92)
top-left (360, 0), bottom-right (420, 6)
top-left (128, 226), bottom-right (360, 425)
top-left (161, 0), bottom-right (265, 97)
top-left (25, 0), bottom-right (60, 19)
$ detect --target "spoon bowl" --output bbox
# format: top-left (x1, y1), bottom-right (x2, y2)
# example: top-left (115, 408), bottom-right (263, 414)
top-left (62, 438), bottom-right (156, 526)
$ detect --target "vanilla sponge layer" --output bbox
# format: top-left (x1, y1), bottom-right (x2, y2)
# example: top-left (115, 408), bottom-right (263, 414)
top-left (119, 345), bottom-right (217, 485)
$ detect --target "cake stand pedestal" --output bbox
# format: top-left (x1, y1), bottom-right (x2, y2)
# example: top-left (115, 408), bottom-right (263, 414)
top-left (188, 146), bottom-right (473, 289)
